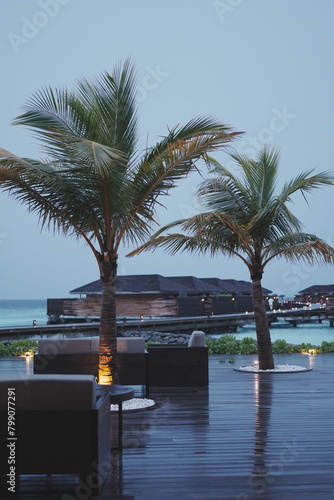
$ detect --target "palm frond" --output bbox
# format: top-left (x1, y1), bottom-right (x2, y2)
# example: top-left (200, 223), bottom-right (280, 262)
top-left (77, 58), bottom-right (138, 155)
top-left (114, 122), bottom-right (242, 249)
top-left (0, 150), bottom-right (105, 240)
top-left (128, 211), bottom-right (252, 263)
top-left (130, 144), bottom-right (334, 283)
top-left (262, 233), bottom-right (334, 264)
top-left (279, 170), bottom-right (334, 205)
top-left (197, 175), bottom-right (249, 217)
top-left (14, 61), bottom-right (138, 175)
top-left (127, 230), bottom-right (246, 261)
top-left (1, 60), bottom-right (244, 263)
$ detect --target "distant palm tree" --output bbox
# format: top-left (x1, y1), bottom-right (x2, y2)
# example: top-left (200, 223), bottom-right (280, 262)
top-left (0, 59), bottom-right (240, 383)
top-left (129, 146), bottom-right (334, 369)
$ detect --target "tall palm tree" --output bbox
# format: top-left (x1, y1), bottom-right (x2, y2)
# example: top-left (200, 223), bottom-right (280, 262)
top-left (129, 146), bottom-right (334, 370)
top-left (0, 59), bottom-right (241, 384)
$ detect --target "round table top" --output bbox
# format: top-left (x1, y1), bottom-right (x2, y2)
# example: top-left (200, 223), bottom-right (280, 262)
top-left (96, 384), bottom-right (134, 403)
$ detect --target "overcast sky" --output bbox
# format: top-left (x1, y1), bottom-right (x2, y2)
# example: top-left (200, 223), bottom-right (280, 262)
top-left (1, 0), bottom-right (334, 300)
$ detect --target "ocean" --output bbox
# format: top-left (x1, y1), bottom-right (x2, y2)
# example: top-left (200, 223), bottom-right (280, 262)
top-left (235, 319), bottom-right (334, 346)
top-left (0, 299), bottom-right (47, 327)
top-left (1, 300), bottom-right (334, 347)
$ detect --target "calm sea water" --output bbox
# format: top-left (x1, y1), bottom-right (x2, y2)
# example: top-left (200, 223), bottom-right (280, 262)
top-left (0, 300), bottom-right (47, 327)
top-left (1, 301), bottom-right (334, 346)
top-left (235, 319), bottom-right (334, 346)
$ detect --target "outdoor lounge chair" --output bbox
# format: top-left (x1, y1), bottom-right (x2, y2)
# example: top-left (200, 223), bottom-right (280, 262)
top-left (147, 330), bottom-right (209, 387)
top-left (33, 336), bottom-right (148, 393)
top-left (0, 374), bottom-right (110, 497)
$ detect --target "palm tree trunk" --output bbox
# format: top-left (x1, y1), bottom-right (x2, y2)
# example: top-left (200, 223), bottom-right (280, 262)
top-left (252, 278), bottom-right (275, 370)
top-left (98, 257), bottom-right (118, 385)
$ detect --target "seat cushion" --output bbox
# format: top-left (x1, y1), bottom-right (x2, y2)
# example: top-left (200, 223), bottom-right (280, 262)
top-left (188, 330), bottom-right (206, 347)
top-left (0, 374), bottom-right (96, 409)
top-left (91, 336), bottom-right (100, 353)
top-left (91, 336), bottom-right (145, 353)
top-left (117, 337), bottom-right (145, 353)
top-left (38, 338), bottom-right (91, 354)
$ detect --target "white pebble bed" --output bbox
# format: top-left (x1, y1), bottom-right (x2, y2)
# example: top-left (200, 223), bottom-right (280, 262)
top-left (110, 398), bottom-right (156, 411)
top-left (236, 364), bottom-right (310, 373)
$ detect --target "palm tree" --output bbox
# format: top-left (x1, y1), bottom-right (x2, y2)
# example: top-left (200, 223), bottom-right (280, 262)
top-left (129, 146), bottom-right (334, 370)
top-left (0, 59), bottom-right (241, 384)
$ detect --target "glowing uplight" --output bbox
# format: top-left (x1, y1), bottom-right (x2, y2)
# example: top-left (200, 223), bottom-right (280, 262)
top-left (98, 375), bottom-right (112, 385)
top-left (98, 366), bottom-right (114, 385)
top-left (24, 353), bottom-right (33, 375)
top-left (20, 351), bottom-right (33, 358)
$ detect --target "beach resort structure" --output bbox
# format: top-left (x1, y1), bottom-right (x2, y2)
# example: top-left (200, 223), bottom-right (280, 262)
top-left (295, 284), bottom-right (334, 304)
top-left (47, 274), bottom-right (272, 323)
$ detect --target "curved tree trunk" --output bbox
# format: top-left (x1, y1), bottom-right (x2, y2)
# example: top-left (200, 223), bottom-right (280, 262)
top-left (98, 256), bottom-right (118, 385)
top-left (251, 277), bottom-right (275, 370)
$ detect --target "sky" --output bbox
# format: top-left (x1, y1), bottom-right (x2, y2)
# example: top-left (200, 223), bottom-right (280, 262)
top-left (1, 0), bottom-right (334, 300)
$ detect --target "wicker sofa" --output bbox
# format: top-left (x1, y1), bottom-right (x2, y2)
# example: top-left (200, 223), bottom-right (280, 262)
top-left (147, 331), bottom-right (209, 387)
top-left (33, 331), bottom-right (208, 390)
top-left (34, 336), bottom-right (147, 390)
top-left (0, 374), bottom-right (110, 497)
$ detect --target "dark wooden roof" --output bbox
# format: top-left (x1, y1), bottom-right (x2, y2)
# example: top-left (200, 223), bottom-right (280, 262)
top-left (298, 284), bottom-right (334, 294)
top-left (70, 274), bottom-right (271, 295)
top-left (201, 277), bottom-right (257, 294)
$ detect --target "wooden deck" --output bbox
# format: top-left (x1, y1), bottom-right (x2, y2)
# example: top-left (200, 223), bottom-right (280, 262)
top-left (1, 353), bottom-right (334, 498)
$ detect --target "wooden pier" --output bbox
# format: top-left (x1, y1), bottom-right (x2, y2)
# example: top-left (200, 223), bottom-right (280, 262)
top-left (0, 307), bottom-right (333, 342)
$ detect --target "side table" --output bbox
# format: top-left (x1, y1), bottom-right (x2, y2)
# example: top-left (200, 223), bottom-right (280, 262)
top-left (96, 384), bottom-right (134, 451)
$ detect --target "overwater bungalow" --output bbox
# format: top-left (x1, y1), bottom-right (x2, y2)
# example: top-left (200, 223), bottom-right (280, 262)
top-left (47, 274), bottom-right (272, 323)
top-left (295, 284), bottom-right (334, 305)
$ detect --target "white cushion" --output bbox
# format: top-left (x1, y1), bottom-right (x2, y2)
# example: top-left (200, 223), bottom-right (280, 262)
top-left (91, 336), bottom-right (100, 353)
top-left (91, 336), bottom-right (145, 353)
top-left (117, 337), bottom-right (145, 353)
top-left (0, 375), bottom-right (96, 409)
top-left (38, 338), bottom-right (91, 355)
top-left (38, 336), bottom-right (146, 354)
top-left (188, 331), bottom-right (206, 347)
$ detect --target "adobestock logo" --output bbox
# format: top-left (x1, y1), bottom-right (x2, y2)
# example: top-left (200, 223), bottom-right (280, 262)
top-left (281, 262), bottom-right (317, 295)
top-left (213, 0), bottom-right (244, 22)
top-left (279, 232), bottom-right (334, 295)
top-left (135, 65), bottom-right (169, 103)
top-left (236, 438), bottom-right (307, 499)
top-left (237, 107), bottom-right (296, 158)
top-left (220, 107), bottom-right (297, 175)
top-left (7, 0), bottom-right (71, 54)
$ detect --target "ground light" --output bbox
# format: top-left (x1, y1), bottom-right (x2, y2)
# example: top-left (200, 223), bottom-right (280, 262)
top-left (110, 398), bottom-right (156, 411)
top-left (234, 364), bottom-right (312, 373)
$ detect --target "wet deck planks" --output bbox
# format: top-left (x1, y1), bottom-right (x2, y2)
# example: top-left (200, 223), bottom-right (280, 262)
top-left (1, 353), bottom-right (334, 499)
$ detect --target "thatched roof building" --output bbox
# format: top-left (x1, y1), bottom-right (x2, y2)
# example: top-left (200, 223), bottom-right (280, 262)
top-left (295, 284), bottom-right (334, 303)
top-left (47, 274), bottom-right (272, 321)
top-left (70, 274), bottom-right (268, 297)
